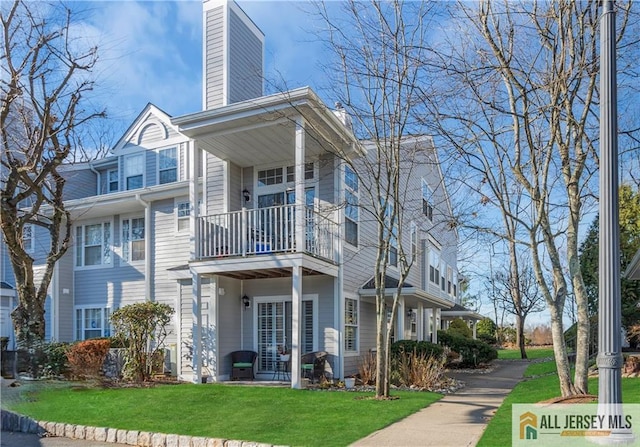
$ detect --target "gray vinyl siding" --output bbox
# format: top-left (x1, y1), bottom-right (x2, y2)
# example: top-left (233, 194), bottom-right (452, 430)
top-left (146, 150), bottom-right (157, 187)
top-left (56, 252), bottom-right (74, 342)
top-left (217, 277), bottom-right (241, 378)
top-left (344, 298), bottom-right (376, 376)
top-left (317, 154), bottom-right (336, 205)
top-left (206, 156), bottom-right (226, 214)
top-left (228, 162), bottom-right (242, 211)
top-left (227, 9), bottom-right (262, 104)
top-left (179, 280), bottom-right (194, 378)
top-left (62, 168), bottom-right (98, 200)
top-left (205, 6), bottom-right (225, 110)
top-left (242, 166), bottom-right (254, 208)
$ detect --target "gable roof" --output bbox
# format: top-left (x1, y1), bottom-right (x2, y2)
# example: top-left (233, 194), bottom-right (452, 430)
top-left (111, 103), bottom-right (183, 154)
top-left (361, 275), bottom-right (415, 290)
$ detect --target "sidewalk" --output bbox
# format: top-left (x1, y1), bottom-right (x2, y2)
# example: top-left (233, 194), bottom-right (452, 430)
top-left (351, 359), bottom-right (530, 447)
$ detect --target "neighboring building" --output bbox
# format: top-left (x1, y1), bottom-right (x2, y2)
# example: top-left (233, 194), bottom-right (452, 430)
top-left (0, 0), bottom-right (464, 388)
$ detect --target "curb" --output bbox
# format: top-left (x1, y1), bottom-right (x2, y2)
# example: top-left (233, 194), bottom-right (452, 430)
top-left (1, 409), bottom-right (286, 447)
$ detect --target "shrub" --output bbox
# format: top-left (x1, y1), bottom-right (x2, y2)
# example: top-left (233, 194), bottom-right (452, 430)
top-left (390, 340), bottom-right (444, 359)
top-left (42, 342), bottom-right (70, 378)
top-left (111, 302), bottom-right (174, 382)
top-left (358, 351), bottom-right (376, 385)
top-left (476, 318), bottom-right (497, 339)
top-left (477, 333), bottom-right (497, 345)
top-left (391, 350), bottom-right (446, 388)
top-left (66, 339), bottom-right (111, 380)
top-left (447, 318), bottom-right (472, 338)
top-left (437, 330), bottom-right (498, 367)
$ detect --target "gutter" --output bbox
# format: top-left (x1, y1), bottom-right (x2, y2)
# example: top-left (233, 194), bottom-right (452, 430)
top-left (89, 163), bottom-right (101, 195)
top-left (135, 194), bottom-right (153, 302)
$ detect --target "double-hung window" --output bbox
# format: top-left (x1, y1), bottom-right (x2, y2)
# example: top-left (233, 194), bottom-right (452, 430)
top-left (124, 153), bottom-right (144, 190)
top-left (23, 224), bottom-right (34, 252)
top-left (159, 147), bottom-right (178, 184)
top-left (429, 248), bottom-right (440, 286)
top-left (384, 203), bottom-right (398, 267)
top-left (176, 201), bottom-right (191, 232)
top-left (453, 271), bottom-right (458, 299)
top-left (75, 307), bottom-right (111, 340)
top-left (344, 297), bottom-right (359, 353)
top-left (422, 178), bottom-right (433, 221)
top-left (76, 222), bottom-right (111, 267)
top-left (107, 169), bottom-right (119, 193)
top-left (122, 217), bottom-right (145, 262)
top-left (344, 165), bottom-right (359, 247)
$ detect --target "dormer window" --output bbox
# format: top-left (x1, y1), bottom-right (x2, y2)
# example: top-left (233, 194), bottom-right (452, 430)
top-left (159, 147), bottom-right (178, 184)
top-left (124, 153), bottom-right (144, 190)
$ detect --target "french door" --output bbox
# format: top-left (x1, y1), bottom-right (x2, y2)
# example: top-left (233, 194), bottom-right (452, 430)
top-left (256, 299), bottom-right (314, 373)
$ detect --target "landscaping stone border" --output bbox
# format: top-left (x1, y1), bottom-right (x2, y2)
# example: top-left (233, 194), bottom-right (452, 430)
top-left (0, 409), bottom-right (285, 447)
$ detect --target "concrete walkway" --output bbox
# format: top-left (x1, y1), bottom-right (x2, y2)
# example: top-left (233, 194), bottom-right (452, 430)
top-left (1, 431), bottom-right (129, 447)
top-left (351, 359), bottom-right (530, 447)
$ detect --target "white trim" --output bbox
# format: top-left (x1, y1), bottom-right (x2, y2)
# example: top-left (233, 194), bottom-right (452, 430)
top-left (344, 293), bottom-right (359, 356)
top-left (156, 146), bottom-right (180, 186)
top-left (175, 198), bottom-right (191, 233)
top-left (74, 218), bottom-right (114, 270)
top-left (123, 152), bottom-right (146, 190)
top-left (73, 305), bottom-right (112, 341)
top-left (120, 214), bottom-right (146, 266)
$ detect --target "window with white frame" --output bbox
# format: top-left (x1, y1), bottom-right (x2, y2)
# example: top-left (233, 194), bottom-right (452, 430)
top-left (422, 178), bottom-right (433, 221)
top-left (453, 271), bottom-right (458, 299)
top-left (23, 224), bottom-right (34, 252)
top-left (122, 217), bottom-right (145, 262)
top-left (410, 222), bottom-right (417, 262)
top-left (107, 169), bottom-right (118, 193)
top-left (429, 248), bottom-right (440, 286)
top-left (344, 165), bottom-right (359, 247)
top-left (75, 307), bottom-right (111, 340)
top-left (176, 201), bottom-right (190, 232)
top-left (384, 203), bottom-right (398, 267)
top-left (447, 266), bottom-right (453, 295)
top-left (124, 153), bottom-right (144, 190)
top-left (441, 260), bottom-right (446, 291)
top-left (159, 147), bottom-right (178, 184)
top-left (345, 297), bottom-right (359, 352)
top-left (257, 167), bottom-right (283, 186)
top-left (75, 222), bottom-right (111, 267)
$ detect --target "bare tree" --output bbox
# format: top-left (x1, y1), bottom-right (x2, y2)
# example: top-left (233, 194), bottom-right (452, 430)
top-left (492, 261), bottom-right (545, 356)
top-left (1, 0), bottom-right (105, 347)
top-left (422, 0), bottom-right (636, 397)
top-left (313, 0), bottom-right (443, 398)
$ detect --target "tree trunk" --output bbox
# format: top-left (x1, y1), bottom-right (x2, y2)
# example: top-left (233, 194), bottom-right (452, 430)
top-left (516, 314), bottom-right (527, 360)
top-left (549, 302), bottom-right (577, 397)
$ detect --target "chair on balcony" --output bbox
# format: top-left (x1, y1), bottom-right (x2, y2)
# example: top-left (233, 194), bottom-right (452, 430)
top-left (230, 350), bottom-right (257, 380)
top-left (301, 351), bottom-right (327, 383)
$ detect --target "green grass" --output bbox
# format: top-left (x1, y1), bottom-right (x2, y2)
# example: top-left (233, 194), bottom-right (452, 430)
top-left (7, 383), bottom-right (442, 447)
top-left (478, 363), bottom-right (640, 447)
top-left (497, 347), bottom-right (555, 360)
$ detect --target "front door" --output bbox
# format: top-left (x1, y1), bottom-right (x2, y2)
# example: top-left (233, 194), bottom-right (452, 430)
top-left (255, 298), bottom-right (314, 374)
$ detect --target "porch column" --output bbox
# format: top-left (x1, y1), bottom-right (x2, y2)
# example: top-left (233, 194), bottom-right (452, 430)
top-left (189, 140), bottom-right (201, 260)
top-left (417, 302), bottom-right (424, 341)
top-left (294, 116), bottom-right (306, 253)
top-left (210, 277), bottom-right (220, 380)
top-left (431, 307), bottom-right (438, 344)
top-left (472, 320), bottom-right (477, 340)
top-left (291, 264), bottom-right (303, 388)
top-left (396, 296), bottom-right (405, 341)
top-left (191, 270), bottom-right (202, 383)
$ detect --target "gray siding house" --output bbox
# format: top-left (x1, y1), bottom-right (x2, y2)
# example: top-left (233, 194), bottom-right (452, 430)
top-left (0, 0), bottom-right (463, 388)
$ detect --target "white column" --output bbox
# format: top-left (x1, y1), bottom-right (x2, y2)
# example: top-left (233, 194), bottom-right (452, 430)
top-left (291, 264), bottom-right (303, 388)
top-left (294, 116), bottom-right (306, 252)
top-left (417, 302), bottom-right (424, 341)
top-left (189, 140), bottom-right (200, 261)
top-left (396, 296), bottom-right (405, 341)
top-left (191, 270), bottom-right (202, 383)
top-left (210, 277), bottom-right (219, 379)
top-left (431, 307), bottom-right (438, 344)
top-left (472, 320), bottom-right (477, 340)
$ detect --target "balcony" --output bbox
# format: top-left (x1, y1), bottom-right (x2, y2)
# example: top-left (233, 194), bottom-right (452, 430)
top-left (196, 204), bottom-right (338, 264)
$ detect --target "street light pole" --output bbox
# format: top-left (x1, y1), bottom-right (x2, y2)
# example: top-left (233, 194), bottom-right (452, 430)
top-left (597, 0), bottom-right (622, 408)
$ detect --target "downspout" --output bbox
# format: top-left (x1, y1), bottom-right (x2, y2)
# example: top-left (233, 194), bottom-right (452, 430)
top-left (89, 163), bottom-right (101, 195)
top-left (135, 194), bottom-right (153, 301)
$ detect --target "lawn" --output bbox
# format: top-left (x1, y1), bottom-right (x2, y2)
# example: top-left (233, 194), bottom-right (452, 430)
top-left (6, 383), bottom-right (442, 447)
top-left (497, 346), bottom-right (555, 360)
top-left (477, 360), bottom-right (640, 447)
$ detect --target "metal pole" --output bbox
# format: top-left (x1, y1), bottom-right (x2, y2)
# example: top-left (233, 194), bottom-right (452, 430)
top-left (597, 0), bottom-right (622, 408)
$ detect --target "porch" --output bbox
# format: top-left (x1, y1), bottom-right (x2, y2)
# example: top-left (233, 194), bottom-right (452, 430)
top-left (196, 204), bottom-right (338, 264)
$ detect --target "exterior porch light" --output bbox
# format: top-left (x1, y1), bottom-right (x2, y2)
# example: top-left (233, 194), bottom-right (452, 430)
top-left (242, 189), bottom-right (251, 202)
top-left (242, 295), bottom-right (251, 309)
top-left (406, 308), bottom-right (413, 318)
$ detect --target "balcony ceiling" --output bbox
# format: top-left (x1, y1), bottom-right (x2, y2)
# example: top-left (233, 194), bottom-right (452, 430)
top-left (172, 87), bottom-right (363, 168)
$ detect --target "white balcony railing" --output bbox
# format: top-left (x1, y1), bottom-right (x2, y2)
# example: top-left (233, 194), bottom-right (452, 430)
top-left (197, 205), bottom-right (337, 263)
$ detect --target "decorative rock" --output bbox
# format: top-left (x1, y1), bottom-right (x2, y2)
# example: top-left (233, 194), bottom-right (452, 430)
top-left (85, 426), bottom-right (95, 441)
top-left (166, 433), bottom-right (180, 447)
top-left (117, 429), bottom-right (128, 444)
top-left (152, 432), bottom-right (167, 447)
top-left (225, 441), bottom-right (242, 447)
top-left (191, 437), bottom-right (208, 447)
top-left (107, 427), bottom-right (118, 443)
top-left (65, 423), bottom-right (75, 438)
top-left (94, 427), bottom-right (108, 442)
top-left (138, 431), bottom-right (153, 447)
top-left (179, 435), bottom-right (192, 447)
top-left (55, 422), bottom-right (65, 437)
top-left (45, 421), bottom-right (56, 435)
top-left (75, 425), bottom-right (86, 440)
top-left (207, 438), bottom-right (226, 447)
top-left (127, 430), bottom-right (140, 445)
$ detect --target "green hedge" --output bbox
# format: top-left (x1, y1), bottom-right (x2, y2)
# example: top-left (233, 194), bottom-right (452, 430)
top-left (437, 330), bottom-right (498, 367)
top-left (390, 340), bottom-right (444, 359)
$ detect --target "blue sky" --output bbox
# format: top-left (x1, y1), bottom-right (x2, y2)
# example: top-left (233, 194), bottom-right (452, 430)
top-left (76, 0), bottom-right (330, 138)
